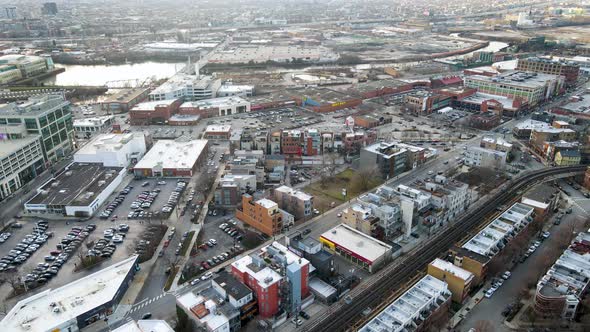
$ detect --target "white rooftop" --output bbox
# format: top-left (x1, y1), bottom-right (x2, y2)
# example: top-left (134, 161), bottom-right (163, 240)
top-left (257, 198), bottom-right (278, 209)
top-left (231, 255), bottom-right (283, 288)
top-left (205, 124), bottom-right (232, 133)
top-left (150, 74), bottom-right (217, 95)
top-left (73, 115), bottom-right (114, 127)
top-left (462, 203), bottom-right (533, 257)
top-left (113, 320), bottom-right (174, 332)
top-left (521, 197), bottom-right (549, 210)
top-left (514, 119), bottom-right (552, 131)
top-left (430, 258), bottom-right (474, 282)
top-left (320, 224), bottom-right (392, 263)
top-left (176, 292), bottom-right (229, 331)
top-left (131, 99), bottom-right (178, 112)
top-left (0, 255), bottom-right (138, 332)
top-left (274, 185), bottom-right (313, 201)
top-left (76, 133), bottom-right (144, 154)
top-left (181, 96), bottom-right (249, 109)
top-left (134, 139), bottom-right (207, 170)
top-left (359, 275), bottom-right (449, 332)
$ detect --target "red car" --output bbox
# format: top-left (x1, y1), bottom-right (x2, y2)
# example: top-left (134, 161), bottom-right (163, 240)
top-left (202, 262), bottom-right (210, 269)
top-left (50, 250), bottom-right (62, 256)
top-left (198, 243), bottom-right (208, 250)
top-left (163, 240), bottom-right (170, 248)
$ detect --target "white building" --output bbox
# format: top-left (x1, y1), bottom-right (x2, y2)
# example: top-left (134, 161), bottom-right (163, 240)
top-left (0, 255), bottom-right (139, 332)
top-left (359, 275), bottom-right (451, 332)
top-left (113, 320), bottom-right (174, 332)
top-left (74, 133), bottom-right (147, 167)
top-left (73, 115), bottom-right (114, 139)
top-left (463, 203), bottom-right (534, 257)
top-left (133, 138), bottom-right (208, 177)
top-left (177, 292), bottom-right (231, 332)
top-left (217, 84), bottom-right (255, 97)
top-left (25, 163), bottom-right (127, 217)
top-left (182, 96), bottom-right (251, 117)
top-left (149, 73), bottom-right (221, 101)
top-left (0, 135), bottom-right (45, 200)
top-left (464, 146), bottom-right (507, 169)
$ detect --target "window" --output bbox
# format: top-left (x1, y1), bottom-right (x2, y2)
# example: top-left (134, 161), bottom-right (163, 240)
top-left (39, 116), bottom-right (48, 128)
top-left (47, 111), bottom-right (56, 123)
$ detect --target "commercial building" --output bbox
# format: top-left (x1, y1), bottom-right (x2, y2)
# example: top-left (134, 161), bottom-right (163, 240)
top-left (295, 88), bottom-right (362, 113)
top-left (235, 195), bottom-right (284, 236)
top-left (0, 94), bottom-right (74, 162)
top-left (73, 115), bottom-right (114, 139)
top-left (360, 141), bottom-right (425, 180)
top-left (231, 241), bottom-right (311, 317)
top-left (427, 258), bottom-right (474, 303)
top-left (534, 231), bottom-right (590, 320)
top-left (359, 275), bottom-right (451, 332)
top-left (0, 135), bottom-right (45, 201)
top-left (464, 71), bottom-right (565, 105)
top-left (214, 174), bottom-right (256, 207)
top-left (0, 54), bottom-right (53, 81)
top-left (133, 138), bottom-right (208, 177)
top-left (25, 162), bottom-right (126, 217)
top-left (512, 119), bottom-right (552, 139)
top-left (0, 64), bottom-right (22, 84)
top-left (463, 146), bottom-right (507, 169)
top-left (272, 185), bottom-right (313, 221)
top-left (0, 255), bottom-right (139, 332)
top-left (480, 136), bottom-right (513, 153)
top-left (204, 125), bottom-right (232, 140)
top-left (217, 84), bottom-right (255, 97)
top-left (128, 99), bottom-right (182, 125)
top-left (100, 88), bottom-right (150, 114)
top-left (320, 223), bottom-right (393, 273)
top-left (179, 96), bottom-right (250, 118)
top-left (74, 133), bottom-right (146, 167)
top-left (403, 90), bottom-right (452, 114)
top-left (149, 74), bottom-right (221, 102)
top-left (339, 130), bottom-right (378, 154)
top-left (516, 57), bottom-right (580, 84)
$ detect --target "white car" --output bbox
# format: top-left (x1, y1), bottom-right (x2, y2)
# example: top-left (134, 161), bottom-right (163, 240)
top-left (157, 181), bottom-right (166, 185)
top-left (112, 235), bottom-right (124, 243)
top-left (190, 278), bottom-right (200, 286)
top-left (502, 271), bottom-right (512, 280)
top-left (219, 223), bottom-right (227, 229)
top-left (484, 289), bottom-right (495, 298)
top-left (209, 239), bottom-right (217, 245)
top-left (201, 272), bottom-right (213, 280)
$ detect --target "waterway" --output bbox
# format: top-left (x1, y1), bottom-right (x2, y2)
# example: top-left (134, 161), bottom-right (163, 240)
top-left (43, 61), bottom-right (183, 87)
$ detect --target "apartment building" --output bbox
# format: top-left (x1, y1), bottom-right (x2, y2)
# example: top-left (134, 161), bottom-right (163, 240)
top-left (463, 146), bottom-right (507, 169)
top-left (236, 195), bottom-right (284, 236)
top-left (0, 54), bottom-right (52, 80)
top-left (73, 115), bottom-right (114, 139)
top-left (357, 189), bottom-right (402, 239)
top-left (149, 74), bottom-right (221, 101)
top-left (0, 135), bottom-right (44, 201)
top-left (360, 142), bottom-right (407, 180)
top-left (428, 258), bottom-right (474, 303)
top-left (341, 204), bottom-right (381, 238)
top-left (464, 71), bottom-right (565, 105)
top-left (0, 94), bottom-right (74, 162)
top-left (272, 185), bottom-right (313, 221)
top-left (516, 57), bottom-right (580, 84)
top-left (214, 174), bottom-right (256, 207)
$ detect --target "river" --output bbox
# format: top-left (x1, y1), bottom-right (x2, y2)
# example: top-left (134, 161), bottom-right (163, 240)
top-left (44, 61), bottom-right (183, 87)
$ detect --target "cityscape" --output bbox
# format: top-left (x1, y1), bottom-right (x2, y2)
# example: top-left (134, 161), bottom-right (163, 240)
top-left (0, 0), bottom-right (590, 332)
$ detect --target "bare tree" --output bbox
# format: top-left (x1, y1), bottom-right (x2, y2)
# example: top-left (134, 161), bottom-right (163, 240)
top-left (474, 320), bottom-right (494, 332)
top-left (351, 167), bottom-right (379, 193)
top-left (0, 272), bottom-right (23, 294)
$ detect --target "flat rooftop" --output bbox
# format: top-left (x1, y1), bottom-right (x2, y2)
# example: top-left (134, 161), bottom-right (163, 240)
top-left (131, 99), bottom-right (178, 112)
top-left (181, 96), bottom-right (249, 109)
top-left (320, 224), bottom-right (392, 263)
top-left (465, 71), bottom-right (562, 89)
top-left (274, 185), bottom-right (313, 201)
top-left (102, 88), bottom-right (149, 104)
top-left (298, 87), bottom-right (359, 104)
top-left (0, 255), bottom-right (138, 332)
top-left (73, 115), bottom-right (113, 127)
top-left (461, 92), bottom-right (518, 110)
top-left (134, 138), bottom-right (207, 170)
top-left (113, 320), bottom-right (174, 332)
top-left (514, 119), bottom-right (552, 131)
top-left (0, 135), bottom-right (40, 160)
top-left (213, 271), bottom-right (252, 300)
top-left (150, 74), bottom-right (217, 95)
top-left (205, 125), bottom-right (231, 133)
top-left (75, 133), bottom-right (144, 154)
top-left (430, 258), bottom-right (473, 282)
top-left (27, 162), bottom-right (124, 206)
top-left (462, 203), bottom-right (534, 257)
top-left (359, 275), bottom-right (450, 332)
top-left (559, 94), bottom-right (590, 114)
top-left (231, 255), bottom-right (283, 288)
top-left (0, 94), bottom-right (69, 117)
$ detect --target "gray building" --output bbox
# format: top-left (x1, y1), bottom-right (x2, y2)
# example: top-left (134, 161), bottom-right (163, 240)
top-left (0, 94), bottom-right (74, 163)
top-left (360, 142), bottom-right (408, 180)
top-left (0, 135), bottom-right (44, 201)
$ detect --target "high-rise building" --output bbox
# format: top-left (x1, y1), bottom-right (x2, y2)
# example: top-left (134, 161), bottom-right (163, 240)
top-left (42, 2), bottom-right (58, 15)
top-left (0, 135), bottom-right (44, 201)
top-left (4, 6), bottom-right (16, 19)
top-left (0, 95), bottom-right (74, 163)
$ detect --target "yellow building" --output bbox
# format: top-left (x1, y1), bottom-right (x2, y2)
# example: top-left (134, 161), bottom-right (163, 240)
top-left (554, 150), bottom-right (581, 166)
top-left (449, 246), bottom-right (489, 286)
top-left (428, 258), bottom-right (474, 303)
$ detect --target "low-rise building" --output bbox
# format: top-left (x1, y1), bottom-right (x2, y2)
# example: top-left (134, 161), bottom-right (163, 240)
top-left (428, 258), bottom-right (474, 303)
top-left (74, 133), bottom-right (147, 167)
top-left (113, 320), bottom-right (174, 332)
top-left (359, 275), bottom-right (451, 332)
top-left (236, 195), bottom-right (284, 236)
top-left (295, 87), bottom-right (362, 113)
top-left (521, 183), bottom-right (560, 222)
top-left (403, 90), bottom-right (452, 114)
top-left (25, 162), bottom-right (126, 217)
top-left (0, 255), bottom-right (139, 332)
top-left (214, 174), bottom-right (256, 207)
top-left (360, 141), bottom-right (425, 180)
top-left (516, 57), bottom-right (580, 85)
top-left (555, 150), bottom-right (581, 166)
top-left (73, 115), bottom-right (114, 139)
top-left (480, 136), bottom-right (513, 153)
top-left (217, 84), bottom-right (254, 97)
top-left (534, 231), bottom-right (590, 320)
top-left (272, 185), bottom-right (313, 221)
top-left (133, 138), bottom-right (208, 177)
top-left (129, 99), bottom-right (182, 125)
top-left (179, 96), bottom-right (250, 118)
top-left (341, 204), bottom-right (381, 238)
top-left (320, 223), bottom-right (392, 273)
top-left (463, 146), bottom-right (507, 169)
top-left (149, 74), bottom-right (221, 101)
top-left (204, 125), bottom-right (232, 140)
top-left (100, 88), bottom-right (150, 114)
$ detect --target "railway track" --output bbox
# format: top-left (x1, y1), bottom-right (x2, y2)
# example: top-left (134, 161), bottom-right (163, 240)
top-left (302, 165), bottom-right (587, 332)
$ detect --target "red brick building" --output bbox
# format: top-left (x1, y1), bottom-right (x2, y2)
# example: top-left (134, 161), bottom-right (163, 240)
top-left (129, 99), bottom-right (182, 125)
top-left (281, 130), bottom-right (304, 156)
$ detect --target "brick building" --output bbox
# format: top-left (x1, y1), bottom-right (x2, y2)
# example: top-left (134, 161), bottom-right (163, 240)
top-left (235, 195), bottom-right (283, 236)
top-left (129, 99), bottom-right (182, 125)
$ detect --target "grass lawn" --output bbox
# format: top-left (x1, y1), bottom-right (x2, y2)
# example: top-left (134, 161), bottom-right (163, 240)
top-left (303, 168), bottom-right (382, 212)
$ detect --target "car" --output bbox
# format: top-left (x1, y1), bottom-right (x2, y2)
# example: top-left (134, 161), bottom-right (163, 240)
top-left (484, 289), bottom-right (495, 298)
top-left (299, 311), bottom-right (310, 320)
top-left (542, 231), bottom-right (551, 239)
top-left (10, 223), bottom-right (23, 229)
top-left (141, 313), bottom-right (152, 319)
top-left (142, 182), bottom-right (150, 187)
top-left (410, 232), bottom-right (419, 238)
top-left (157, 181), bottom-right (166, 185)
top-left (209, 239), bottom-right (217, 245)
top-left (502, 271), bottom-right (512, 280)
top-left (533, 241), bottom-right (541, 249)
top-left (302, 229), bottom-right (311, 236)
top-left (190, 279), bottom-right (200, 286)
top-left (201, 272), bottom-right (213, 280)
top-left (291, 318), bottom-right (303, 327)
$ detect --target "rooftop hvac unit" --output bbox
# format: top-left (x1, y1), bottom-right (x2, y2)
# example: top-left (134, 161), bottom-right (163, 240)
top-left (65, 171), bottom-right (73, 176)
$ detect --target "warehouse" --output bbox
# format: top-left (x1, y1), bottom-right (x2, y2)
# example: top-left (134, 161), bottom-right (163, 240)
top-left (204, 125), bottom-right (232, 140)
top-left (179, 96), bottom-right (250, 118)
top-left (133, 138), bottom-right (208, 177)
top-left (320, 223), bottom-right (392, 273)
top-left (74, 133), bottom-right (147, 167)
top-left (0, 256), bottom-right (139, 332)
top-left (295, 88), bottom-right (362, 113)
top-left (24, 162), bottom-right (126, 217)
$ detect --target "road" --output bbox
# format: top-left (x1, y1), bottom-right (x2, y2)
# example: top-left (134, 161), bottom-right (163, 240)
top-left (458, 180), bottom-right (590, 331)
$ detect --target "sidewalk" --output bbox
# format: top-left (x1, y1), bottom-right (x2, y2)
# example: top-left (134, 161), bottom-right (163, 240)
top-left (448, 289), bottom-right (486, 328)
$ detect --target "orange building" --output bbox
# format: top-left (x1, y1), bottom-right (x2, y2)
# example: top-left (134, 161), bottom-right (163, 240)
top-left (236, 194), bottom-right (283, 236)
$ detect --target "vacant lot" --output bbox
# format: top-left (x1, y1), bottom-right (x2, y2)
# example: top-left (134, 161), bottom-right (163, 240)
top-left (304, 168), bottom-right (382, 212)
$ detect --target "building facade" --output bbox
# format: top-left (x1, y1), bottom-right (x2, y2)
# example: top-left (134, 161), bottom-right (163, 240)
top-left (235, 195), bottom-right (283, 236)
top-left (272, 185), bottom-right (313, 221)
top-left (0, 135), bottom-right (45, 201)
top-left (516, 57), bottom-right (579, 84)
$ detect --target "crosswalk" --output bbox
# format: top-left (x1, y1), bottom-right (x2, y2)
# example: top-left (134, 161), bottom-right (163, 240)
top-left (127, 292), bottom-right (168, 315)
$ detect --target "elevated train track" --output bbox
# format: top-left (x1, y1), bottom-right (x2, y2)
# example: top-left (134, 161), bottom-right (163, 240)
top-left (302, 165), bottom-right (587, 332)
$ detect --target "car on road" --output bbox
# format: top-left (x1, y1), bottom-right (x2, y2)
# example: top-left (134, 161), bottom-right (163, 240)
top-left (337, 213), bottom-right (342, 218)
top-left (542, 231), bottom-right (550, 239)
top-left (291, 318), bottom-right (303, 327)
top-left (484, 289), bottom-right (495, 298)
top-left (502, 271), bottom-right (512, 280)
top-left (141, 313), bottom-right (152, 319)
top-left (190, 278), bottom-right (200, 286)
top-left (300, 311), bottom-right (310, 319)
top-left (201, 272), bottom-right (213, 280)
